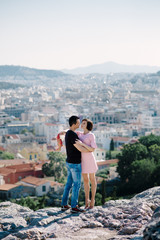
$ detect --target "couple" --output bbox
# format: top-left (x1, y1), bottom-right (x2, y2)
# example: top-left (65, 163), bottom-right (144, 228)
top-left (59, 115), bottom-right (98, 213)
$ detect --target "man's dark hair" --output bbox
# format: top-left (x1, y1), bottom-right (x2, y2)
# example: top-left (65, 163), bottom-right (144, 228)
top-left (82, 119), bottom-right (93, 131)
top-left (69, 115), bottom-right (80, 127)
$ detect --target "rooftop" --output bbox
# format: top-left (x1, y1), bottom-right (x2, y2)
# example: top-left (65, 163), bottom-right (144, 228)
top-left (0, 184), bottom-right (18, 191)
top-left (20, 176), bottom-right (49, 186)
top-left (0, 168), bottom-right (16, 176)
top-left (97, 159), bottom-right (119, 166)
top-left (0, 159), bottom-right (29, 167)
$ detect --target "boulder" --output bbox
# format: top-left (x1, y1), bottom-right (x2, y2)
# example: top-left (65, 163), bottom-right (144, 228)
top-left (0, 186), bottom-right (160, 240)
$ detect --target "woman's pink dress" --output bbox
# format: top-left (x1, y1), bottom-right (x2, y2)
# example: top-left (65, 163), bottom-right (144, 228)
top-left (77, 132), bottom-right (98, 174)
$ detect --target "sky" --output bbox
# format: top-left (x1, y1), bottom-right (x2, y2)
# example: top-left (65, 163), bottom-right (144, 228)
top-left (0, 0), bottom-right (160, 70)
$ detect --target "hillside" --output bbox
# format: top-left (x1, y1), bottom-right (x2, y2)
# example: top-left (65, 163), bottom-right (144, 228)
top-left (0, 65), bottom-right (67, 81)
top-left (0, 81), bottom-right (24, 89)
top-left (62, 61), bottom-right (160, 74)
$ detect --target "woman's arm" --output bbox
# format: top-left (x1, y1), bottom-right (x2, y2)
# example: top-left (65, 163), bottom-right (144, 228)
top-left (58, 130), bottom-right (68, 135)
top-left (56, 130), bottom-right (67, 151)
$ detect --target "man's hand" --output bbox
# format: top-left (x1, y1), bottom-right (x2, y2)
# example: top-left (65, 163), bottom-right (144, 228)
top-left (73, 143), bottom-right (90, 152)
top-left (75, 139), bottom-right (84, 146)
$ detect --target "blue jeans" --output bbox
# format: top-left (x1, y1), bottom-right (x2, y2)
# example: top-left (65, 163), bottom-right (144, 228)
top-left (61, 162), bottom-right (81, 208)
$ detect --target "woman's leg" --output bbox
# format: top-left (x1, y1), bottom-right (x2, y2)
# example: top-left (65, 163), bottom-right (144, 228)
top-left (82, 173), bottom-right (90, 208)
top-left (89, 173), bottom-right (97, 208)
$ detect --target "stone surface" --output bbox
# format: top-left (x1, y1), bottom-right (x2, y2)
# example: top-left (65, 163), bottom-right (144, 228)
top-left (143, 206), bottom-right (160, 240)
top-left (0, 186), bottom-right (160, 240)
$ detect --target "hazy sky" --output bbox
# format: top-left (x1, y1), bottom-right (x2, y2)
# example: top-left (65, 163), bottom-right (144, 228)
top-left (0, 0), bottom-right (160, 70)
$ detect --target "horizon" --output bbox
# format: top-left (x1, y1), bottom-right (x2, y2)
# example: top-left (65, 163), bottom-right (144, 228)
top-left (1, 61), bottom-right (160, 72)
top-left (1, 0), bottom-right (160, 70)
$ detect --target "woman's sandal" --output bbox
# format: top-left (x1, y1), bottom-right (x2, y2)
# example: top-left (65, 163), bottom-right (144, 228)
top-left (89, 200), bottom-right (95, 209)
top-left (85, 200), bottom-right (91, 209)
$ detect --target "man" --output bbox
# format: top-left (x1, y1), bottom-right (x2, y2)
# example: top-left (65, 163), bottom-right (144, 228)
top-left (61, 115), bottom-right (89, 213)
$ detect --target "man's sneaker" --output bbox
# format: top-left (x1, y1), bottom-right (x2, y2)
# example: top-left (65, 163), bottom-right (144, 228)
top-left (70, 206), bottom-right (86, 213)
top-left (61, 205), bottom-right (71, 211)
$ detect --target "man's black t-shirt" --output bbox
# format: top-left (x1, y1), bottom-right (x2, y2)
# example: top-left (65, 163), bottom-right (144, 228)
top-left (65, 130), bottom-right (81, 164)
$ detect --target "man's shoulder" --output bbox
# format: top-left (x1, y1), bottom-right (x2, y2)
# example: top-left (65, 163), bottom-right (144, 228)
top-left (66, 130), bottom-right (77, 137)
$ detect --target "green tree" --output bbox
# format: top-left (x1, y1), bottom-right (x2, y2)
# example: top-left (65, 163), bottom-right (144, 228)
top-left (130, 159), bottom-right (156, 192)
top-left (38, 195), bottom-right (48, 209)
top-left (0, 152), bottom-right (14, 159)
top-left (20, 129), bottom-right (28, 134)
top-left (78, 185), bottom-right (85, 207)
top-left (151, 162), bottom-right (160, 186)
top-left (101, 180), bottom-right (106, 205)
top-left (139, 134), bottom-right (160, 149)
top-left (105, 150), bottom-right (112, 159)
top-left (148, 144), bottom-right (160, 163)
top-left (95, 193), bottom-right (102, 206)
top-left (117, 142), bottom-right (148, 181)
top-left (42, 152), bottom-right (67, 182)
top-left (110, 139), bottom-right (114, 151)
top-left (96, 168), bottom-right (109, 178)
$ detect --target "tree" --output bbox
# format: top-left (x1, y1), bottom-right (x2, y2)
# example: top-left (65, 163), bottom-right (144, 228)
top-left (20, 129), bottom-right (28, 134)
top-left (130, 159), bottom-right (156, 192)
top-left (152, 163), bottom-right (160, 186)
top-left (38, 195), bottom-right (48, 209)
top-left (95, 193), bottom-right (102, 206)
top-left (101, 180), bottom-right (106, 205)
top-left (148, 144), bottom-right (160, 164)
top-left (110, 139), bottom-right (114, 151)
top-left (42, 152), bottom-right (67, 182)
top-left (117, 142), bottom-right (148, 181)
top-left (0, 152), bottom-right (14, 159)
top-left (96, 168), bottom-right (109, 178)
top-left (139, 134), bottom-right (160, 150)
top-left (105, 150), bottom-right (112, 159)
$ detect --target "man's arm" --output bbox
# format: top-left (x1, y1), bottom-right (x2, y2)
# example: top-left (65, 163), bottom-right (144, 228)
top-left (75, 140), bottom-right (95, 152)
top-left (73, 143), bottom-right (90, 152)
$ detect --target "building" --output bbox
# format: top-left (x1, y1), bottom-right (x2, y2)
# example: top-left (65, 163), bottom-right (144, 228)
top-left (6, 122), bottom-right (33, 134)
top-left (0, 163), bottom-right (44, 184)
top-left (93, 148), bottom-right (106, 161)
top-left (17, 176), bottom-right (51, 197)
top-left (44, 123), bottom-right (64, 144)
top-left (0, 184), bottom-right (35, 200)
top-left (20, 143), bottom-right (48, 161)
top-left (111, 136), bottom-right (130, 149)
top-left (0, 159), bottom-right (29, 168)
top-left (3, 107), bottom-right (28, 119)
top-left (2, 134), bottom-right (21, 144)
top-left (97, 159), bottom-right (119, 170)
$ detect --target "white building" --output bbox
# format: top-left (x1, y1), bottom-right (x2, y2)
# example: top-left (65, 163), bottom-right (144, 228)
top-left (34, 122), bottom-right (45, 136)
top-left (0, 175), bottom-right (5, 185)
top-left (18, 176), bottom-right (51, 197)
top-left (93, 148), bottom-right (106, 161)
top-left (140, 114), bottom-right (160, 128)
top-left (44, 123), bottom-right (64, 144)
top-left (93, 129), bottom-right (117, 150)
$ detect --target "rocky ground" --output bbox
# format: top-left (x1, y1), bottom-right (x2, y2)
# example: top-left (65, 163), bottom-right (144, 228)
top-left (0, 186), bottom-right (160, 240)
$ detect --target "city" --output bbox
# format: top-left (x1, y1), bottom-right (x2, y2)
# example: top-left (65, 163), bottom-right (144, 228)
top-left (0, 66), bottom-right (160, 201)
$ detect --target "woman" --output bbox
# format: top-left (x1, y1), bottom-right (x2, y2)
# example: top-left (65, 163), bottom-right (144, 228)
top-left (76, 119), bottom-right (98, 209)
top-left (57, 119), bottom-right (98, 209)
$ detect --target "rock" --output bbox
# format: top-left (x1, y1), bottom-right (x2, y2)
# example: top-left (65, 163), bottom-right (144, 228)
top-left (0, 186), bottom-right (160, 240)
top-left (143, 207), bottom-right (160, 240)
top-left (0, 217), bottom-right (27, 231)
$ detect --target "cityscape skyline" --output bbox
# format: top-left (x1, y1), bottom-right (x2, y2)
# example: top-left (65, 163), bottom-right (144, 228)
top-left (0, 0), bottom-right (160, 70)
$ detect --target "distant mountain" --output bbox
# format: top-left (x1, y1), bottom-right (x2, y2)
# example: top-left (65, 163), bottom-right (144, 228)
top-left (62, 62), bottom-right (160, 74)
top-left (0, 65), bottom-right (67, 80)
